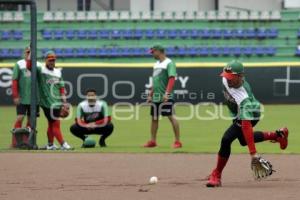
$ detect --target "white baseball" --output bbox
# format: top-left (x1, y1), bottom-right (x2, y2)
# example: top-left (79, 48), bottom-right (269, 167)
top-left (149, 176), bottom-right (158, 184)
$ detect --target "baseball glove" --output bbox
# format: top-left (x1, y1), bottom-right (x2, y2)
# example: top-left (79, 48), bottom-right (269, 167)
top-left (251, 156), bottom-right (275, 180)
top-left (60, 104), bottom-right (70, 118)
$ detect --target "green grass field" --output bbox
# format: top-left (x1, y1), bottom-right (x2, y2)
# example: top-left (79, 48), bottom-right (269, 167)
top-left (0, 104), bottom-right (299, 153)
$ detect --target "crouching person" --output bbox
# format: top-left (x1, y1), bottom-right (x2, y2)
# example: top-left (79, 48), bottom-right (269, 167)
top-left (70, 89), bottom-right (114, 148)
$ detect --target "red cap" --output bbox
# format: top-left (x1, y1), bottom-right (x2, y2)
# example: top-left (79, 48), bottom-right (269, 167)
top-left (220, 71), bottom-right (237, 80)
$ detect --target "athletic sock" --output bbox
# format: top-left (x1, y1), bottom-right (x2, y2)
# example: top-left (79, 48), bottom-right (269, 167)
top-left (47, 122), bottom-right (54, 144)
top-left (14, 120), bottom-right (22, 128)
top-left (262, 131), bottom-right (277, 140)
top-left (215, 155), bottom-right (228, 174)
top-left (51, 120), bottom-right (64, 145)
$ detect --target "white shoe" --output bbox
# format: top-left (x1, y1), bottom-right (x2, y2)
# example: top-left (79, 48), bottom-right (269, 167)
top-left (46, 144), bottom-right (58, 150)
top-left (61, 142), bottom-right (72, 150)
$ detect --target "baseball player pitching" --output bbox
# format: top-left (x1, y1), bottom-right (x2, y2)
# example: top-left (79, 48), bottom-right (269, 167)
top-left (206, 60), bottom-right (289, 187)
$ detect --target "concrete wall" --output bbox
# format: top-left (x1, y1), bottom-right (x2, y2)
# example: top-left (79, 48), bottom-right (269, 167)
top-left (154, 0), bottom-right (214, 11)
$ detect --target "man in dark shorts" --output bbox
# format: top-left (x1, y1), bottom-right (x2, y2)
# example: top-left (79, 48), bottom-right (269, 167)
top-left (37, 51), bottom-right (72, 150)
top-left (143, 44), bottom-right (182, 148)
top-left (70, 89), bottom-right (114, 147)
top-left (11, 46), bottom-right (40, 147)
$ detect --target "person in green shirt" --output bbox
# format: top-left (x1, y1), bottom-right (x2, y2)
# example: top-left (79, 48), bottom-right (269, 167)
top-left (143, 44), bottom-right (182, 149)
top-left (206, 60), bottom-right (289, 187)
top-left (11, 46), bottom-right (40, 148)
top-left (70, 89), bottom-right (114, 148)
top-left (37, 51), bottom-right (72, 150)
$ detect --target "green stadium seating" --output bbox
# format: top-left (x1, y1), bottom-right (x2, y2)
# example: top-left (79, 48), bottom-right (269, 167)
top-left (0, 10), bottom-right (299, 63)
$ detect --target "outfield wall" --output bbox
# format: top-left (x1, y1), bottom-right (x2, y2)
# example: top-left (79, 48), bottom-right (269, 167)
top-left (0, 63), bottom-right (300, 105)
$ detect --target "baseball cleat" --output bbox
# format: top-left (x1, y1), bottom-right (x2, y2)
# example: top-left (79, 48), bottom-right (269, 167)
top-left (173, 141), bottom-right (182, 148)
top-left (143, 140), bottom-right (157, 148)
top-left (276, 127), bottom-right (289, 150)
top-left (61, 142), bottom-right (73, 150)
top-left (206, 169), bottom-right (222, 187)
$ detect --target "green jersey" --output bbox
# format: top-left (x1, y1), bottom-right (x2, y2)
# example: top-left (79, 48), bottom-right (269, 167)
top-left (12, 59), bottom-right (42, 105)
top-left (37, 65), bottom-right (65, 109)
top-left (152, 57), bottom-right (177, 103)
top-left (77, 100), bottom-right (110, 123)
top-left (222, 77), bottom-right (261, 120)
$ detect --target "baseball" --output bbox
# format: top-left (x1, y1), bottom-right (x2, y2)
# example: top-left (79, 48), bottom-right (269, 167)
top-left (149, 176), bottom-right (158, 184)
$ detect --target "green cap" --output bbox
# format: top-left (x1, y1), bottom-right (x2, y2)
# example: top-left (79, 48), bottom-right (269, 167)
top-left (224, 60), bottom-right (244, 74)
top-left (220, 60), bottom-right (244, 80)
top-left (44, 50), bottom-right (56, 60)
top-left (149, 44), bottom-right (165, 53)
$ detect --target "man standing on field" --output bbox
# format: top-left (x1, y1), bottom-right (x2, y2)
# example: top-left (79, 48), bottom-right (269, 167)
top-left (144, 44), bottom-right (182, 148)
top-left (11, 46), bottom-right (40, 148)
top-left (36, 51), bottom-right (72, 150)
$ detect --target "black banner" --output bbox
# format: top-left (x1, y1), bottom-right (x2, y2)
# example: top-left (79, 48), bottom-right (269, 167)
top-left (1, 66), bottom-right (300, 105)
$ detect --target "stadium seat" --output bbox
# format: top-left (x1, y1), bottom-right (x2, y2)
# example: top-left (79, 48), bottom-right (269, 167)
top-left (270, 10), bottom-right (281, 20)
top-left (228, 11), bottom-right (238, 21)
top-left (130, 11), bottom-right (140, 20)
top-left (178, 29), bottom-right (190, 39)
top-left (86, 11), bottom-right (98, 21)
top-left (120, 11), bottom-right (130, 21)
top-left (174, 11), bottom-right (184, 21)
top-left (199, 29), bottom-right (210, 39)
top-left (244, 29), bottom-right (256, 39)
top-left (222, 47), bottom-right (231, 56)
top-left (2, 12), bottom-right (13, 22)
top-left (211, 47), bottom-right (221, 56)
top-left (111, 29), bottom-right (122, 39)
top-left (222, 29), bottom-right (232, 39)
top-left (249, 11), bottom-right (259, 21)
top-left (260, 11), bottom-right (270, 20)
top-left (199, 47), bottom-right (209, 56)
top-left (145, 29), bottom-right (155, 39)
top-left (156, 29), bottom-right (167, 39)
top-left (109, 11), bottom-right (119, 21)
top-left (53, 48), bottom-right (63, 57)
top-left (265, 47), bottom-right (276, 56)
top-left (11, 48), bottom-right (22, 58)
top-left (12, 30), bottom-right (23, 40)
top-left (43, 11), bottom-right (53, 22)
top-left (207, 11), bottom-right (216, 21)
top-left (86, 48), bottom-right (97, 57)
top-left (295, 47), bottom-right (300, 56)
top-left (87, 29), bottom-right (98, 40)
top-left (123, 29), bottom-right (134, 39)
top-left (211, 29), bottom-right (222, 39)
top-left (163, 11), bottom-right (174, 21)
top-left (217, 11), bottom-right (227, 21)
top-left (133, 29), bottom-right (143, 39)
top-left (141, 11), bottom-right (151, 20)
top-left (187, 47), bottom-right (198, 57)
top-left (0, 48), bottom-right (11, 58)
top-left (152, 11), bottom-right (162, 21)
top-left (257, 28), bottom-right (268, 39)
top-left (166, 47), bottom-right (176, 56)
top-left (98, 29), bottom-right (110, 39)
top-left (186, 11), bottom-right (196, 20)
top-left (238, 11), bottom-right (249, 20)
top-left (53, 30), bottom-right (64, 40)
top-left (53, 11), bottom-right (64, 22)
top-left (1, 30), bottom-right (10, 40)
top-left (76, 11), bottom-right (86, 21)
top-left (62, 48), bottom-right (74, 58)
top-left (65, 11), bottom-right (76, 21)
top-left (14, 12), bottom-right (24, 22)
top-left (232, 47), bottom-right (242, 57)
top-left (74, 48), bottom-right (86, 57)
top-left (65, 29), bottom-right (75, 40)
top-left (266, 28), bottom-right (278, 38)
top-left (77, 29), bottom-right (87, 39)
top-left (167, 29), bottom-right (177, 39)
top-left (98, 11), bottom-right (108, 21)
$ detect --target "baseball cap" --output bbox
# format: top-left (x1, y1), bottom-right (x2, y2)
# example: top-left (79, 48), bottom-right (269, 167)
top-left (220, 60), bottom-right (244, 80)
top-left (44, 50), bottom-right (56, 61)
top-left (149, 44), bottom-right (165, 53)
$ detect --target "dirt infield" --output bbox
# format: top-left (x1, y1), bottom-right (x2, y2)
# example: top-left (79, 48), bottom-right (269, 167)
top-left (0, 153), bottom-right (299, 200)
